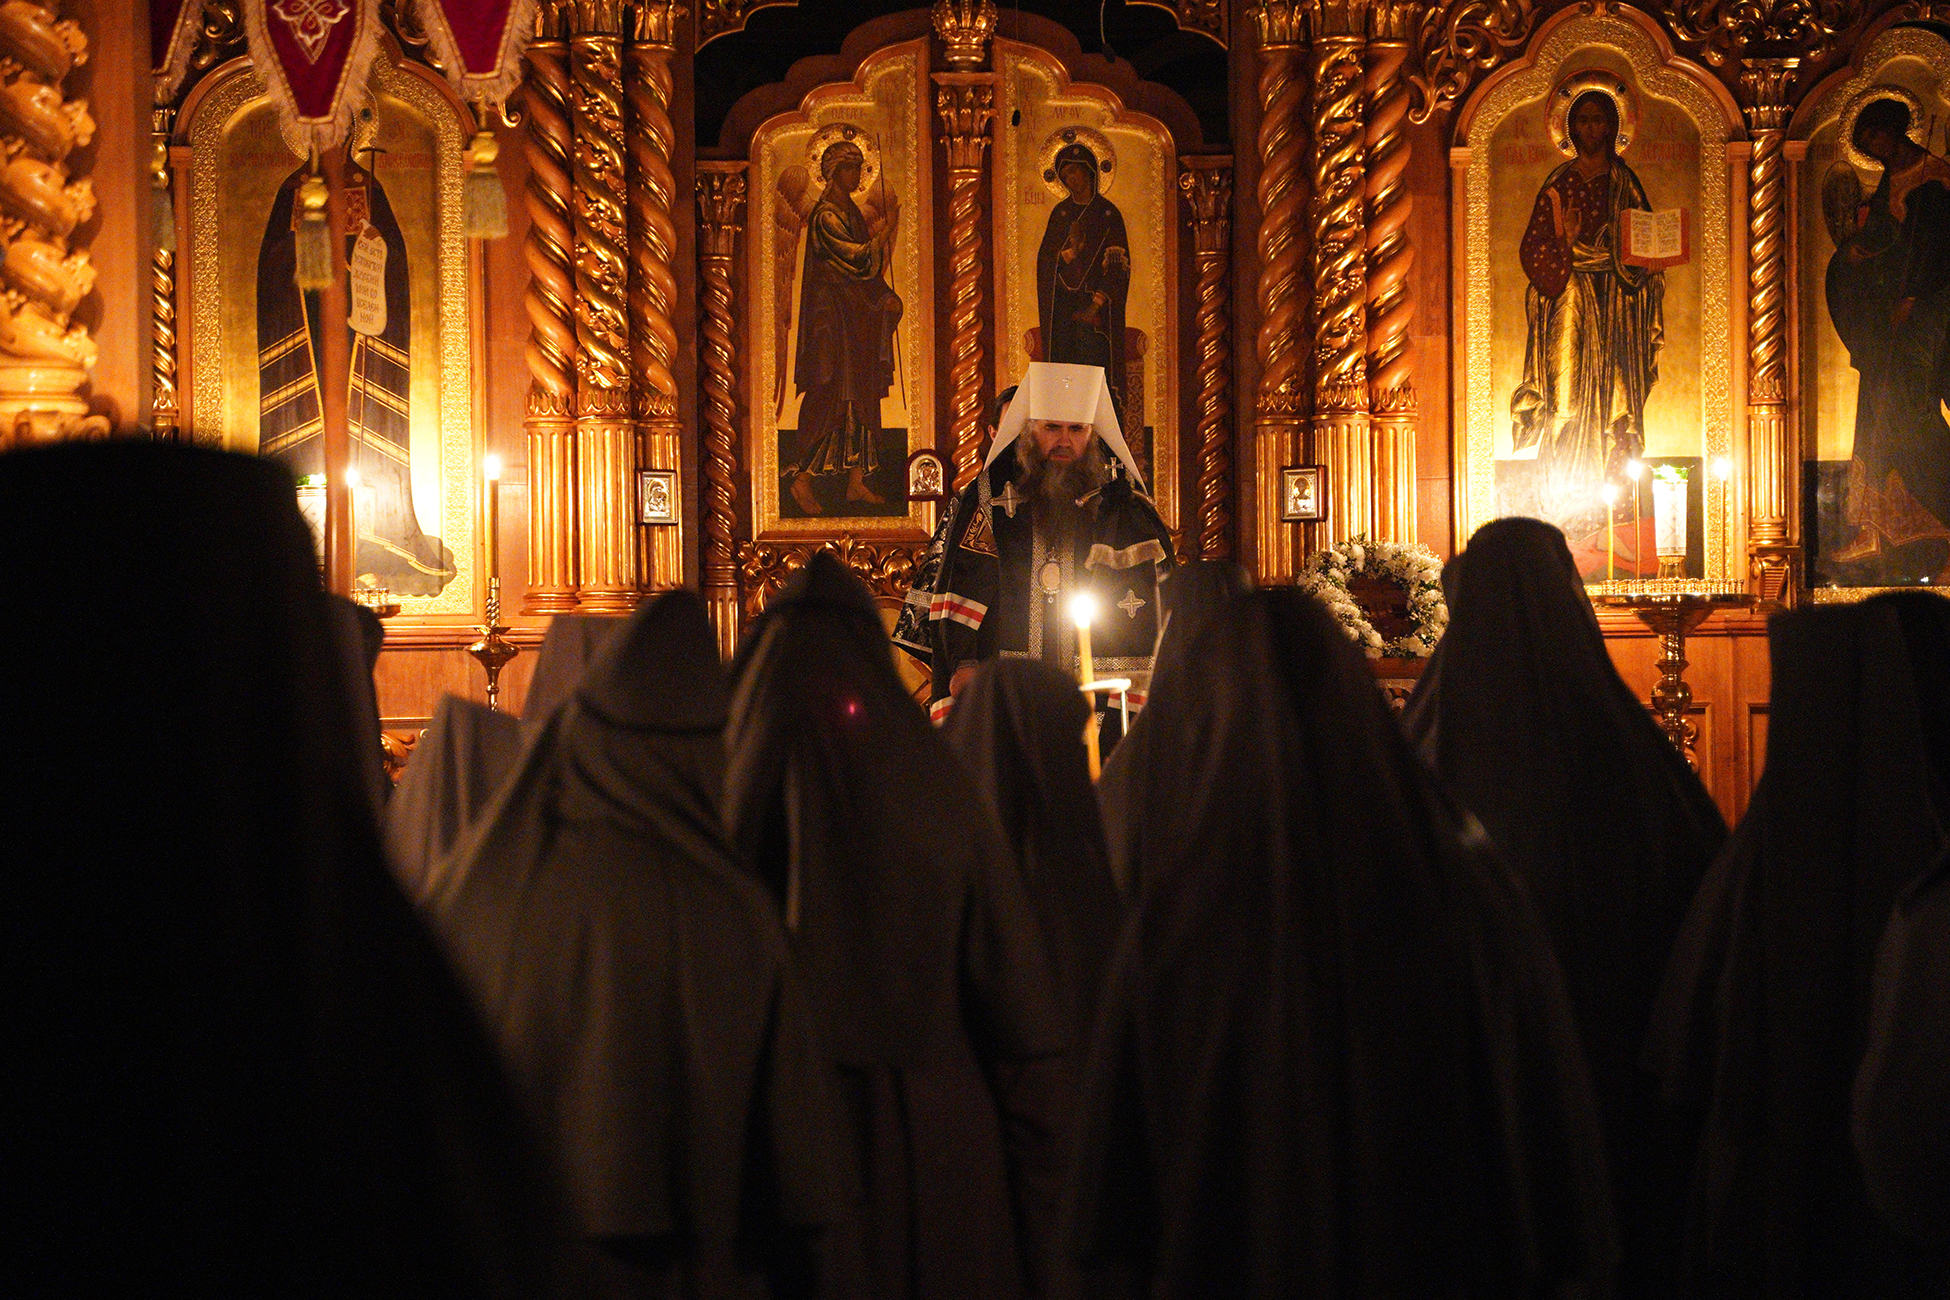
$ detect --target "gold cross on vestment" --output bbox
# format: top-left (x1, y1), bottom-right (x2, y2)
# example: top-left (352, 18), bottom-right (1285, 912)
top-left (995, 482), bottom-right (1026, 519)
top-left (1118, 589), bottom-right (1146, 618)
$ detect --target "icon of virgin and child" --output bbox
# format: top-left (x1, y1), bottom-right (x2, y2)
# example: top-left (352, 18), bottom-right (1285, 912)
top-left (1509, 76), bottom-right (1667, 562)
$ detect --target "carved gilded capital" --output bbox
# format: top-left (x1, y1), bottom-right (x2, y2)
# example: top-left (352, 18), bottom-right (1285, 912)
top-left (934, 76), bottom-right (994, 173)
top-left (1180, 162), bottom-right (1233, 254)
top-left (1306, 0), bottom-right (1371, 40)
top-left (1367, 0), bottom-right (1418, 43)
top-left (1738, 56), bottom-right (1799, 133)
top-left (571, 0), bottom-right (627, 35)
top-left (629, 0), bottom-right (687, 46)
top-left (696, 167), bottom-right (747, 256)
top-left (1250, 0), bottom-right (1306, 49)
top-left (931, 0), bottom-right (997, 69)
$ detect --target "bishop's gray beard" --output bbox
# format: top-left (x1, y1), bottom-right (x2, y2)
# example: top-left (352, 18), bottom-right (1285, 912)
top-left (1015, 436), bottom-right (1106, 516)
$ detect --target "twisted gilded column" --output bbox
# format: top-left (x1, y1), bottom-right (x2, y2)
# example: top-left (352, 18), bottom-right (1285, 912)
top-left (935, 78), bottom-right (995, 491)
top-left (1741, 57), bottom-right (1798, 605)
top-left (151, 111), bottom-right (179, 442)
top-left (935, 0), bottom-right (997, 489)
top-left (1365, 0), bottom-right (1416, 543)
top-left (0, 0), bottom-right (105, 447)
top-left (697, 164), bottom-right (747, 659)
top-left (628, 0), bottom-right (685, 593)
top-left (1308, 0), bottom-right (1371, 546)
top-left (1181, 159), bottom-right (1234, 559)
top-left (1251, 0), bottom-right (1308, 580)
top-left (571, 0), bottom-right (636, 611)
top-left (520, 5), bottom-right (580, 614)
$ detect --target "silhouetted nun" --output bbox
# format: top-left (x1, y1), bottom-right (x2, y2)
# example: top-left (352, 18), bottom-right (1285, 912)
top-left (429, 591), bottom-right (847, 1297)
top-left (1069, 587), bottom-right (1617, 1299)
top-left (1402, 516), bottom-right (1725, 1295)
top-left (522, 612), bottom-right (624, 724)
top-left (723, 554), bottom-right (1071, 1300)
top-left (384, 694), bottom-right (521, 901)
top-left (1646, 593), bottom-right (1950, 1297)
top-left (1854, 851), bottom-right (1950, 1263)
top-left (945, 657), bottom-right (1123, 1043)
top-left (1095, 559), bottom-right (1253, 897)
top-left (1, 442), bottom-right (573, 1298)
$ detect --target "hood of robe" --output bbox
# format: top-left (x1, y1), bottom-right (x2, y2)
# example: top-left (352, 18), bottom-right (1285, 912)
top-left (429, 590), bottom-right (847, 1252)
top-left (1096, 559), bottom-right (1255, 897)
top-left (1070, 586), bottom-right (1618, 1297)
top-left (945, 657), bottom-right (1123, 1039)
top-left (723, 551), bottom-right (1066, 1071)
top-left (1646, 592), bottom-right (1950, 1294)
top-left (522, 613), bottom-right (624, 725)
top-left (384, 693), bottom-right (523, 901)
top-left (0, 442), bottom-right (574, 1298)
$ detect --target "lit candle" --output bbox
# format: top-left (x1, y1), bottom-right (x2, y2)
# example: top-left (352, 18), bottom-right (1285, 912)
top-left (1626, 459), bottom-right (1645, 576)
top-left (344, 463), bottom-right (361, 582)
top-left (483, 454), bottom-right (503, 626)
top-left (1601, 482), bottom-right (1620, 583)
top-left (1712, 455), bottom-right (1733, 579)
top-left (1069, 591), bottom-right (1101, 780)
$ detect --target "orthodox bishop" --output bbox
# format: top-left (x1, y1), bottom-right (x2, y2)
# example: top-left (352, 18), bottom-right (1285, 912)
top-left (895, 362), bottom-right (1173, 723)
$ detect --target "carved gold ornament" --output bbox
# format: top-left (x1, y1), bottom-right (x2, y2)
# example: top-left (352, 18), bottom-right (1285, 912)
top-left (1407, 0), bottom-right (1540, 125)
top-left (1666, 0), bottom-right (1860, 70)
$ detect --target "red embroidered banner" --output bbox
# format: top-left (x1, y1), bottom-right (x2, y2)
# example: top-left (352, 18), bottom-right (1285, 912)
top-left (410, 0), bottom-right (536, 109)
top-left (243, 0), bottom-right (382, 149)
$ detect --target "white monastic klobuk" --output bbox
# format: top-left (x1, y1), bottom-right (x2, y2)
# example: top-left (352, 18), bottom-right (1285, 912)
top-left (984, 362), bottom-right (1145, 486)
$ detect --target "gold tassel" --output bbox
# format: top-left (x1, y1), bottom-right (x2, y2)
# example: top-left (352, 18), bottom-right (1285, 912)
top-left (464, 129), bottom-right (508, 239)
top-left (293, 171), bottom-right (333, 291)
top-left (151, 138), bottom-right (176, 252)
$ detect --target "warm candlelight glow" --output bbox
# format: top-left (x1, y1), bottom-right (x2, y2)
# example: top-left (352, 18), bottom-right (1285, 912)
top-left (1625, 459), bottom-right (1643, 479)
top-left (1712, 455), bottom-right (1732, 481)
top-left (483, 454), bottom-right (503, 482)
top-left (1600, 482), bottom-right (1620, 506)
top-left (1069, 591), bottom-right (1098, 629)
top-left (344, 464), bottom-right (361, 489)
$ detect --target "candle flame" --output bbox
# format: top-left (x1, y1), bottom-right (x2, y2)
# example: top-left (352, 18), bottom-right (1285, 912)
top-left (1600, 482), bottom-right (1620, 506)
top-left (1625, 459), bottom-right (1644, 478)
top-left (483, 454), bottom-right (503, 482)
top-left (1068, 591), bottom-right (1098, 629)
top-left (344, 465), bottom-right (361, 489)
top-left (1711, 456), bottom-right (1732, 481)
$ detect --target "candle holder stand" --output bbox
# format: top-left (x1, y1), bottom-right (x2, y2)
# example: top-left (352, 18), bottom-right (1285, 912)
top-left (1593, 587), bottom-right (1750, 770)
top-left (467, 575), bottom-right (521, 712)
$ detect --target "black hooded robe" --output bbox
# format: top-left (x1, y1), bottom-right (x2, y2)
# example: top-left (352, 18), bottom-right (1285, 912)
top-left (2, 442), bottom-right (574, 1298)
top-left (1402, 517), bottom-right (1726, 1296)
top-left (428, 591), bottom-right (848, 1297)
top-left (1645, 593), bottom-right (1950, 1298)
top-left (724, 554), bottom-right (1072, 1300)
top-left (384, 693), bottom-right (523, 902)
top-left (1069, 587), bottom-right (1618, 1299)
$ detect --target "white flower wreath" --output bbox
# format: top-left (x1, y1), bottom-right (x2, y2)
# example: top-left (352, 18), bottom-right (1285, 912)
top-left (1298, 536), bottom-right (1449, 660)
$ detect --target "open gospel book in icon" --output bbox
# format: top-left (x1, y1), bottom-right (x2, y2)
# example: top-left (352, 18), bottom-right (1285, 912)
top-left (1621, 207), bottom-right (1690, 270)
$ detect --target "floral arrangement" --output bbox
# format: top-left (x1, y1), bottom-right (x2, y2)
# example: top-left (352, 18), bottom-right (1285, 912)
top-left (1298, 536), bottom-right (1448, 660)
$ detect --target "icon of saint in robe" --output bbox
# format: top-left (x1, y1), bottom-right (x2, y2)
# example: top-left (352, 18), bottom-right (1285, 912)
top-left (1821, 96), bottom-right (1950, 585)
top-left (775, 135), bottom-right (903, 517)
top-left (255, 134), bottom-right (455, 596)
top-left (1035, 140), bottom-right (1131, 428)
top-left (1510, 89), bottom-right (1665, 543)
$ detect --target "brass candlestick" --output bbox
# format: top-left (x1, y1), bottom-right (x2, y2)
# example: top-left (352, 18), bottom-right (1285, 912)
top-left (1595, 588), bottom-right (1750, 769)
top-left (468, 576), bottom-right (520, 712)
top-left (468, 456), bottom-right (519, 711)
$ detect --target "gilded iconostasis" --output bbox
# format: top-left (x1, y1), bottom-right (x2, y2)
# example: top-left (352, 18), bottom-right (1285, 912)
top-left (18, 0), bottom-right (1912, 806)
